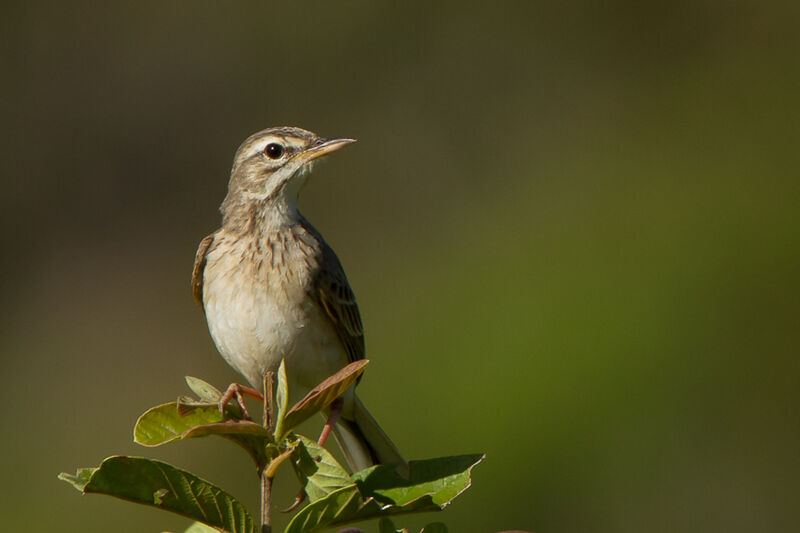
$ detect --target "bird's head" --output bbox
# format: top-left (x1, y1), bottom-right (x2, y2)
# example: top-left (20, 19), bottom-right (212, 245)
top-left (221, 126), bottom-right (355, 224)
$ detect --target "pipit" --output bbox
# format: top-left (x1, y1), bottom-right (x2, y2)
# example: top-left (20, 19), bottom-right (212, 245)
top-left (192, 126), bottom-right (405, 473)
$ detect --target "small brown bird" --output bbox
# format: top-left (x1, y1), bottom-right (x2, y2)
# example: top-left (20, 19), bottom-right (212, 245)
top-left (192, 126), bottom-right (405, 473)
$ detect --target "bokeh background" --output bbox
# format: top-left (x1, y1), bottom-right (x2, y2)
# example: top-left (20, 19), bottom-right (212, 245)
top-left (2, 2), bottom-right (799, 532)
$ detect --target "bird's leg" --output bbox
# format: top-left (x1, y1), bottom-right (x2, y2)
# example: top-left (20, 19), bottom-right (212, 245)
top-left (219, 383), bottom-right (264, 421)
top-left (318, 398), bottom-right (343, 446)
top-left (281, 400), bottom-right (345, 514)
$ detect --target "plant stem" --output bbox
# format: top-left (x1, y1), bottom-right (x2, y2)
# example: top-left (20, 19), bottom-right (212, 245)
top-left (261, 371), bottom-right (275, 533)
top-left (261, 473), bottom-right (273, 533)
top-left (264, 371), bottom-right (274, 432)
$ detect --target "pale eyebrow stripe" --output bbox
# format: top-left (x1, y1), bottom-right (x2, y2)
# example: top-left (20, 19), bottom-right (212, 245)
top-left (239, 134), bottom-right (307, 162)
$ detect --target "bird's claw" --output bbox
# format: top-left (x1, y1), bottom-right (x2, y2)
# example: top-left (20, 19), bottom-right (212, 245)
top-left (219, 383), bottom-right (264, 421)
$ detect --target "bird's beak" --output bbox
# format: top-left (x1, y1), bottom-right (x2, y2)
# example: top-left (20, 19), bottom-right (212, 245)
top-left (295, 137), bottom-right (357, 164)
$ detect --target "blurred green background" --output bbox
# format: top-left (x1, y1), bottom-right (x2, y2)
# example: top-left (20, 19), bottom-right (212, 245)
top-left (2, 2), bottom-right (799, 532)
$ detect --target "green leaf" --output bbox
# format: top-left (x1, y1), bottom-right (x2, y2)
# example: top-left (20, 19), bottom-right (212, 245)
top-left (179, 420), bottom-right (273, 440)
top-left (284, 454), bottom-right (483, 533)
top-left (59, 456), bottom-right (255, 533)
top-left (353, 454), bottom-right (484, 508)
top-left (185, 376), bottom-right (223, 403)
top-left (278, 360), bottom-right (369, 439)
top-left (134, 402), bottom-right (270, 444)
top-left (290, 435), bottom-right (352, 502)
top-left (134, 403), bottom-right (225, 446)
top-left (183, 522), bottom-right (222, 532)
top-left (58, 467), bottom-right (96, 491)
top-left (283, 484), bottom-right (365, 533)
top-left (274, 360), bottom-right (289, 439)
top-left (134, 402), bottom-right (273, 466)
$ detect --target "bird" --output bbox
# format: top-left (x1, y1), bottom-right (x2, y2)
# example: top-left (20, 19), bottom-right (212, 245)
top-left (191, 126), bottom-right (406, 474)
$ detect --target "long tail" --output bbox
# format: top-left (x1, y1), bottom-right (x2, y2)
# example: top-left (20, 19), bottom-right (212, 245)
top-left (331, 395), bottom-right (408, 476)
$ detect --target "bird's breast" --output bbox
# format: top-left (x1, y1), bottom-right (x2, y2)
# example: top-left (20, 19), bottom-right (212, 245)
top-left (202, 230), bottom-right (346, 401)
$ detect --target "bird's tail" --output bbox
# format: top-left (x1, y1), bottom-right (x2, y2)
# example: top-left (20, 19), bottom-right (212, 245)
top-left (331, 395), bottom-right (408, 476)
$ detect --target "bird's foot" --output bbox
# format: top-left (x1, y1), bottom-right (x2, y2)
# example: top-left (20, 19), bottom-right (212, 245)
top-left (219, 383), bottom-right (264, 421)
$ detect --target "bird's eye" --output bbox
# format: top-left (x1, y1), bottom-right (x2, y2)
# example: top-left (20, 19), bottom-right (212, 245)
top-left (264, 143), bottom-right (284, 159)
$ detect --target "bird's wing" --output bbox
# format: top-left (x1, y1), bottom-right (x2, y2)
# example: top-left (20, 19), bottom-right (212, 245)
top-left (191, 233), bottom-right (216, 308)
top-left (313, 245), bottom-right (366, 364)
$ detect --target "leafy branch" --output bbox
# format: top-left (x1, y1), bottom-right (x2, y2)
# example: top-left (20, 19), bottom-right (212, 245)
top-left (60, 360), bottom-right (483, 533)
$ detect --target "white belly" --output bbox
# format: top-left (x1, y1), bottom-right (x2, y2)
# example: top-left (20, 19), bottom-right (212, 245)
top-left (202, 236), bottom-right (349, 406)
